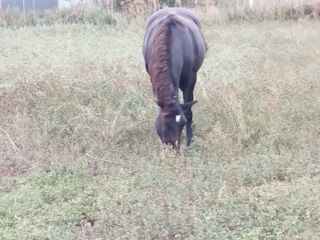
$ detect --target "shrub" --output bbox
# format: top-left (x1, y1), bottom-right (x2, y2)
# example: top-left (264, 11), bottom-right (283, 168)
top-left (215, 0), bottom-right (320, 21)
top-left (84, 6), bottom-right (117, 25)
top-left (0, 4), bottom-right (116, 28)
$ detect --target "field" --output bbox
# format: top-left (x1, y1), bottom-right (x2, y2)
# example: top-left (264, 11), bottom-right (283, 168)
top-left (0, 19), bottom-right (320, 239)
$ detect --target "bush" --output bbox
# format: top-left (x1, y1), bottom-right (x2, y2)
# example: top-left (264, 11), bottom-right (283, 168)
top-left (216, 0), bottom-right (320, 21)
top-left (0, 4), bottom-right (116, 28)
top-left (36, 9), bottom-right (60, 25)
top-left (0, 7), bottom-right (30, 27)
top-left (84, 6), bottom-right (117, 25)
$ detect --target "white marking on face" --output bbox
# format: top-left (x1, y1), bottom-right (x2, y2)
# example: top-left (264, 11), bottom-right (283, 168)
top-left (175, 115), bottom-right (181, 123)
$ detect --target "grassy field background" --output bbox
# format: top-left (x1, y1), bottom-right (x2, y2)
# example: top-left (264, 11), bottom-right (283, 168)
top-left (0, 19), bottom-right (320, 239)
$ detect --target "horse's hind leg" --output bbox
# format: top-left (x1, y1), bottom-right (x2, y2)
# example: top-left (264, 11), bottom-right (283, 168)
top-left (182, 73), bottom-right (197, 146)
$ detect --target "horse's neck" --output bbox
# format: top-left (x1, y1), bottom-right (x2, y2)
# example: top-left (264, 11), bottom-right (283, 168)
top-left (151, 73), bottom-right (176, 106)
top-left (149, 21), bottom-right (179, 105)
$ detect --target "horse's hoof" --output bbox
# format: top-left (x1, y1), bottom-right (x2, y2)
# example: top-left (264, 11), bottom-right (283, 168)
top-left (187, 138), bottom-right (193, 146)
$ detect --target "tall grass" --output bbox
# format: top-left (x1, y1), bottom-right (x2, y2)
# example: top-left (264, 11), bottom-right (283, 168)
top-left (0, 4), bottom-right (117, 27)
top-left (1, 0), bottom-right (320, 28)
top-left (216, 0), bottom-right (320, 20)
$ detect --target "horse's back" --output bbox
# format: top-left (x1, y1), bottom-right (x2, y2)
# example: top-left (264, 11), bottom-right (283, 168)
top-left (143, 8), bottom-right (206, 75)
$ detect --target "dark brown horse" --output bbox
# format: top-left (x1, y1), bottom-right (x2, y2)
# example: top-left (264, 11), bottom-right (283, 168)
top-left (143, 8), bottom-right (207, 148)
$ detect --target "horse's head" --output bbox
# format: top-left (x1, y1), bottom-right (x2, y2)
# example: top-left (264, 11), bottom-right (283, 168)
top-left (155, 100), bottom-right (196, 148)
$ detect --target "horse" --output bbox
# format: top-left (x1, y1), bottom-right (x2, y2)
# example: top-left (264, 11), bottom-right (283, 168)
top-left (142, 8), bottom-right (207, 148)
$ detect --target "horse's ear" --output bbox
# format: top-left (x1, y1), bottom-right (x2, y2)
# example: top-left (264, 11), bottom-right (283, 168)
top-left (181, 100), bottom-right (197, 110)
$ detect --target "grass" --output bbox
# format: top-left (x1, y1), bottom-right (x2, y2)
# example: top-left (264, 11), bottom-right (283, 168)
top-left (216, 0), bottom-right (320, 21)
top-left (0, 4), bottom-right (117, 27)
top-left (0, 20), bottom-right (320, 239)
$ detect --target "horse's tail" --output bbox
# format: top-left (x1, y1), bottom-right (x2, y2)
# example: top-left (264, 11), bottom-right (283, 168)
top-left (165, 14), bottom-right (184, 28)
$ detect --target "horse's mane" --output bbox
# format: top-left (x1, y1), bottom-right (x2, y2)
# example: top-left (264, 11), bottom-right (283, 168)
top-left (148, 14), bottom-right (184, 108)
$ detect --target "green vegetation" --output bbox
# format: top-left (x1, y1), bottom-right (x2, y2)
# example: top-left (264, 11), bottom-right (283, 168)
top-left (0, 5), bottom-right (116, 27)
top-left (1, 0), bottom-right (320, 28)
top-left (1, 21), bottom-right (320, 239)
top-left (215, 0), bottom-right (320, 21)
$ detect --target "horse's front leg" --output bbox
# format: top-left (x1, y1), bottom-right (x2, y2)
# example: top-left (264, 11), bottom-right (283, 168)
top-left (182, 74), bottom-right (197, 146)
